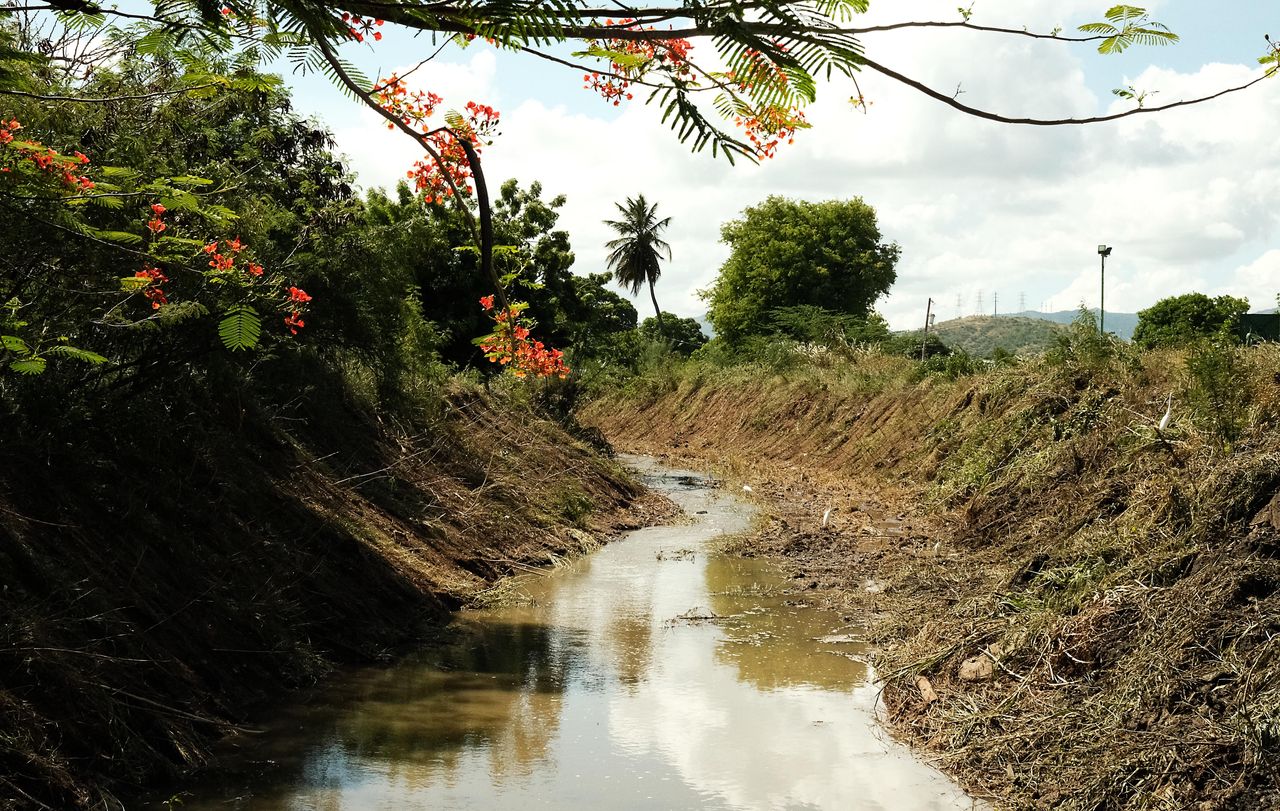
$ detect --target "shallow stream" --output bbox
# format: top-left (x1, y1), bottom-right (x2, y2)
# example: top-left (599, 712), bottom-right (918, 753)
top-left (165, 456), bottom-right (975, 810)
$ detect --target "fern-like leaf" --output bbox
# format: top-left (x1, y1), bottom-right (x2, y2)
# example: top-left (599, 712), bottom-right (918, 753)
top-left (45, 345), bottom-right (108, 364)
top-left (218, 306), bottom-right (261, 351)
top-left (1, 335), bottom-right (31, 354)
top-left (9, 357), bottom-right (46, 375)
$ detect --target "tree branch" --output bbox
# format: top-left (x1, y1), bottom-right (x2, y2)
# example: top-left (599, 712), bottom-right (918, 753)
top-left (857, 53), bottom-right (1273, 126)
top-left (311, 35), bottom-right (508, 310)
top-left (0, 82), bottom-right (222, 103)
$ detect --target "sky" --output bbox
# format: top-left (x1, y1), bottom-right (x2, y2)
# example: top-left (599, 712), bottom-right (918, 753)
top-left (280, 1), bottom-right (1280, 329)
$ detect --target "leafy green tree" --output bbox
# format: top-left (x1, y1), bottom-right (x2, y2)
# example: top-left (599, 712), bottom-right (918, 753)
top-left (603, 195), bottom-right (672, 337)
top-left (639, 315), bottom-right (707, 355)
top-left (703, 196), bottom-right (900, 344)
top-left (1132, 293), bottom-right (1250, 349)
top-left (767, 305), bottom-right (890, 346)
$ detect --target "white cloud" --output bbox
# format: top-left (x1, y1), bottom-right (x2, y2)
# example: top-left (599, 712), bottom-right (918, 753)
top-left (321, 7), bottom-right (1280, 330)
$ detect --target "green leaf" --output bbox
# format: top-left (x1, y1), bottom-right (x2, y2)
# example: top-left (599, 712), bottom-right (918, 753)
top-left (9, 357), bottom-right (46, 375)
top-left (218, 306), bottom-right (261, 351)
top-left (101, 165), bottom-right (143, 181)
top-left (86, 195), bottom-right (125, 210)
top-left (572, 46), bottom-right (652, 71)
top-left (1, 334), bottom-right (31, 354)
top-left (87, 229), bottom-right (144, 246)
top-left (120, 276), bottom-right (152, 291)
top-left (164, 175), bottom-right (216, 188)
top-left (45, 345), bottom-right (108, 364)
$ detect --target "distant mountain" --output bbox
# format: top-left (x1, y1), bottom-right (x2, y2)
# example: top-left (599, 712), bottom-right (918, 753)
top-left (926, 315), bottom-right (1067, 358)
top-left (1010, 309), bottom-right (1140, 341)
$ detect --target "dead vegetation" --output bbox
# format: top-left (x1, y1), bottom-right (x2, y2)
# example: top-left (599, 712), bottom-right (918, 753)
top-left (585, 334), bottom-right (1280, 810)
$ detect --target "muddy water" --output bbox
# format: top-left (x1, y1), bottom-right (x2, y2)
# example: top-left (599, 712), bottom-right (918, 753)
top-left (166, 457), bottom-right (975, 810)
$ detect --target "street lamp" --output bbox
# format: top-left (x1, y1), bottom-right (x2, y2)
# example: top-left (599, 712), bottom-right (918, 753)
top-left (1097, 244), bottom-right (1112, 335)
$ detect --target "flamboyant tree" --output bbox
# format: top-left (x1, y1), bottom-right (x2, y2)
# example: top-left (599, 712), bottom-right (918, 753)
top-left (3, 2), bottom-right (1278, 376)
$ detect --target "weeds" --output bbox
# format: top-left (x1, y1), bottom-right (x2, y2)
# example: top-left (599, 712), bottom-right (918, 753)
top-left (1183, 340), bottom-right (1254, 450)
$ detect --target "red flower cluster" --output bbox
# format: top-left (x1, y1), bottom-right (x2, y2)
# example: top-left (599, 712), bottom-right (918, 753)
top-left (738, 106), bottom-right (806, 159)
top-left (146, 202), bottom-right (166, 234)
top-left (202, 238), bottom-right (249, 272)
top-left (376, 80), bottom-right (501, 204)
top-left (582, 20), bottom-right (695, 106)
top-left (374, 74), bottom-right (442, 131)
top-left (0, 119), bottom-right (95, 190)
top-left (342, 12), bottom-right (384, 42)
top-left (281, 284), bottom-right (312, 335)
top-left (725, 48), bottom-right (808, 159)
top-left (478, 296), bottom-right (570, 379)
top-left (134, 266), bottom-right (169, 309)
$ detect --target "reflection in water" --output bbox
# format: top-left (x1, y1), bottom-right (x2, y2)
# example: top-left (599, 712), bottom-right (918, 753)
top-left (166, 458), bottom-right (975, 810)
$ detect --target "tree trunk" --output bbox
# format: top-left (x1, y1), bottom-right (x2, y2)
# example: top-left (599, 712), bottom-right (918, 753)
top-left (648, 278), bottom-right (667, 340)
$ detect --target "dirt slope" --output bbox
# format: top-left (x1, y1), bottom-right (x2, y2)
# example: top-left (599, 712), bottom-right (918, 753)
top-left (582, 347), bottom-right (1280, 810)
top-left (0, 387), bottom-right (663, 810)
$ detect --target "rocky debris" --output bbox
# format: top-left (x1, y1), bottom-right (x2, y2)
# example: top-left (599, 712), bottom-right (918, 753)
top-left (958, 655), bottom-right (994, 682)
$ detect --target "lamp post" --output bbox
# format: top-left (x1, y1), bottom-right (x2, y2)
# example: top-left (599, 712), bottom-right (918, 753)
top-left (1097, 244), bottom-right (1112, 334)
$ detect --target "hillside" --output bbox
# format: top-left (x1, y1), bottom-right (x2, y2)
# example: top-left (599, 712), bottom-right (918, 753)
top-left (924, 315), bottom-right (1066, 357)
top-left (1013, 309), bottom-right (1140, 340)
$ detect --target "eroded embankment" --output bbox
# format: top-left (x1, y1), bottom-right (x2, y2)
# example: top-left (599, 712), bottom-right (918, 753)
top-left (582, 348), bottom-right (1280, 811)
top-left (0, 387), bottom-right (664, 810)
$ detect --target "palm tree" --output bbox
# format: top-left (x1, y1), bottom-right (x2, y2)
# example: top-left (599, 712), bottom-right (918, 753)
top-left (603, 195), bottom-right (672, 338)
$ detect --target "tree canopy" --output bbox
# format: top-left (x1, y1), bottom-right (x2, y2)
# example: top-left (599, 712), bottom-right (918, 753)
top-left (3, 3), bottom-right (1279, 382)
top-left (703, 196), bottom-right (898, 344)
top-left (639, 315), bottom-right (707, 355)
top-left (1132, 292), bottom-right (1250, 348)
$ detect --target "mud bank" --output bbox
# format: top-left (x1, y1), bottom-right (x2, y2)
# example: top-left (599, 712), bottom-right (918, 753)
top-left (582, 349), bottom-right (1280, 810)
top-left (0, 387), bottom-right (666, 810)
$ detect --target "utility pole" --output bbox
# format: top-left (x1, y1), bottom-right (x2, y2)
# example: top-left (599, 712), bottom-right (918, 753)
top-left (976, 290), bottom-right (984, 316)
top-left (921, 297), bottom-right (934, 362)
top-left (1019, 292), bottom-right (1027, 312)
top-left (993, 292), bottom-right (998, 317)
top-left (1097, 245), bottom-right (1112, 334)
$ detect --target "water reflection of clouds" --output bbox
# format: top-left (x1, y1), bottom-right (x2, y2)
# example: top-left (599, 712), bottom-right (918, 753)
top-left (608, 630), bottom-right (971, 811)
top-left (173, 461), bottom-right (974, 811)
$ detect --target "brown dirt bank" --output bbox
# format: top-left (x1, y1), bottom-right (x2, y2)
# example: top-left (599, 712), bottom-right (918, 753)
top-left (582, 347), bottom-right (1280, 811)
top-left (0, 386), bottom-right (668, 810)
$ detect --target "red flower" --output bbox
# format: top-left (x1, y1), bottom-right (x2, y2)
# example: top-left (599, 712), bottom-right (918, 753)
top-left (151, 203), bottom-right (166, 216)
top-left (134, 266), bottom-right (169, 309)
top-left (203, 242), bottom-right (219, 254)
top-left (288, 286), bottom-right (312, 303)
top-left (146, 217), bottom-right (166, 234)
top-left (284, 311), bottom-right (305, 334)
top-left (479, 294), bottom-right (495, 310)
top-left (247, 263), bottom-right (263, 277)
